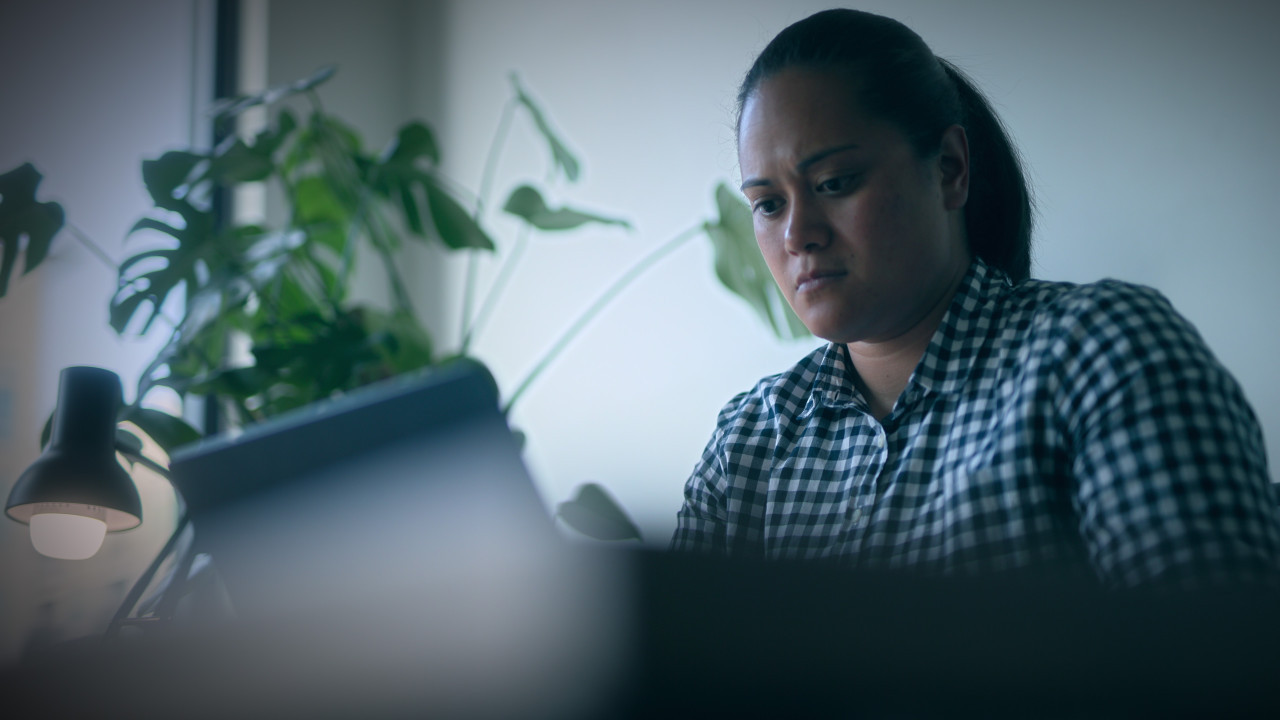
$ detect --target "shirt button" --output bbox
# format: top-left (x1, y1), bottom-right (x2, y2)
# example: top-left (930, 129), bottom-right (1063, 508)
top-left (874, 434), bottom-right (885, 448)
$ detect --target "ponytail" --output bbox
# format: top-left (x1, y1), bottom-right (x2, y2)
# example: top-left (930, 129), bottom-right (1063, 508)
top-left (939, 59), bottom-right (1034, 283)
top-left (738, 9), bottom-right (1035, 282)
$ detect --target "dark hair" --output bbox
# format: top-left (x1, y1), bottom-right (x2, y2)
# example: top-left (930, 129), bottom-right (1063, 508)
top-left (737, 9), bottom-right (1034, 282)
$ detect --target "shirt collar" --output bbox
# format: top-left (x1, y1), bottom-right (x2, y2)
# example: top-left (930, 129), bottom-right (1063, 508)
top-left (810, 257), bottom-right (1011, 409)
top-left (910, 256), bottom-right (1011, 398)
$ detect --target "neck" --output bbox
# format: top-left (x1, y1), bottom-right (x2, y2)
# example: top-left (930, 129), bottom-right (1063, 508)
top-left (845, 261), bottom-right (969, 420)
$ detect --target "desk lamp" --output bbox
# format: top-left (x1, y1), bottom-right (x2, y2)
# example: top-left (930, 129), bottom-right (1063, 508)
top-left (5, 366), bottom-right (142, 559)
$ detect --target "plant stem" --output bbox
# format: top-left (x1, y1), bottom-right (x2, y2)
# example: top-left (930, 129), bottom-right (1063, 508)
top-left (375, 218), bottom-right (417, 315)
top-left (460, 252), bottom-right (480, 350)
top-left (461, 222), bottom-right (530, 353)
top-left (64, 221), bottom-right (119, 272)
top-left (503, 223), bottom-right (703, 414)
top-left (348, 181), bottom-right (416, 317)
top-left (476, 97), bottom-right (517, 219)
top-left (309, 112), bottom-right (417, 320)
top-left (461, 97), bottom-right (518, 347)
top-left (306, 89), bottom-right (326, 116)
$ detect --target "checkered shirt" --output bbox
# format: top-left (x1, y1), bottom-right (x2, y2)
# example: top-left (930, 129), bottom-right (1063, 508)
top-left (672, 258), bottom-right (1280, 588)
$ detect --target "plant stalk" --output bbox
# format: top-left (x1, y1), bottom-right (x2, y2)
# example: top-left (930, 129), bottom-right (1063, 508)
top-left (461, 222), bottom-right (530, 353)
top-left (461, 97), bottom-right (518, 347)
top-left (503, 223), bottom-right (703, 414)
top-left (64, 221), bottom-right (120, 272)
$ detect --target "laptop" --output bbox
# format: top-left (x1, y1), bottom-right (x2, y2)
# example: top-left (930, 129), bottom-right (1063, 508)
top-left (165, 359), bottom-right (560, 621)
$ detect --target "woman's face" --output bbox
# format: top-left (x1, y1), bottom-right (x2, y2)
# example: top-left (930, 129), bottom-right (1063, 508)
top-left (737, 66), bottom-right (971, 345)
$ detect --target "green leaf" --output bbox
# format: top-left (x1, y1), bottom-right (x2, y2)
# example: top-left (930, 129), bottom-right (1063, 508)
top-left (424, 177), bottom-right (495, 250)
top-left (555, 483), bottom-right (642, 542)
top-left (502, 185), bottom-right (630, 232)
top-left (119, 406), bottom-right (202, 454)
top-left (208, 138), bottom-right (274, 184)
top-left (141, 151), bottom-right (204, 211)
top-left (397, 183), bottom-right (425, 236)
top-left (253, 108), bottom-right (299, 157)
top-left (310, 113), bottom-right (364, 157)
top-left (510, 74), bottom-right (580, 182)
top-left (363, 307), bottom-right (434, 374)
top-left (370, 122), bottom-right (446, 237)
top-left (0, 163), bottom-right (65, 298)
top-left (115, 427), bottom-right (145, 456)
top-left (293, 175), bottom-right (348, 231)
top-left (381, 122), bottom-right (439, 167)
top-left (184, 366), bottom-right (274, 401)
top-left (111, 212), bottom-right (286, 341)
top-left (110, 204), bottom-right (217, 334)
top-left (703, 183), bottom-right (810, 341)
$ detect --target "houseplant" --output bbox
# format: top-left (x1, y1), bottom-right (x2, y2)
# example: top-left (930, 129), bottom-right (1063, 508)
top-left (0, 66), bottom-right (807, 540)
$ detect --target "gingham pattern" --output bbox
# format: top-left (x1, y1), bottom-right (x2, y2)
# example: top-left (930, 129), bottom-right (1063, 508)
top-left (673, 259), bottom-right (1280, 588)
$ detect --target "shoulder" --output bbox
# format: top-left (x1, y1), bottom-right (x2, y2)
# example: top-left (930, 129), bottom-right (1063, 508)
top-left (1006, 276), bottom-right (1180, 328)
top-left (1009, 277), bottom-right (1212, 373)
top-left (1005, 277), bottom-right (1259, 445)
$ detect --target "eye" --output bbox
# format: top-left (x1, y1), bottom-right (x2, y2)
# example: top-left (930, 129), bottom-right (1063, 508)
top-left (751, 197), bottom-right (783, 217)
top-left (816, 174), bottom-right (856, 194)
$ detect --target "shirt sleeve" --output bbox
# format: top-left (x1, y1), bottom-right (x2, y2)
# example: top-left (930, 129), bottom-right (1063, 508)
top-left (670, 402), bottom-right (737, 555)
top-left (1054, 281), bottom-right (1280, 589)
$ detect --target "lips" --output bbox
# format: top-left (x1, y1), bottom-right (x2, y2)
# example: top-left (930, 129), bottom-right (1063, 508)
top-left (796, 268), bottom-right (847, 293)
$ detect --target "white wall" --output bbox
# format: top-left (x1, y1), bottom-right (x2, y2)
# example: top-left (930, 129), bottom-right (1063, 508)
top-left (406, 0), bottom-right (1280, 544)
top-left (0, 0), bottom-right (209, 663)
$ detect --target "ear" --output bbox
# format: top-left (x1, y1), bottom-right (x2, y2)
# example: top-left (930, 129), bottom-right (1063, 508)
top-left (937, 124), bottom-right (969, 211)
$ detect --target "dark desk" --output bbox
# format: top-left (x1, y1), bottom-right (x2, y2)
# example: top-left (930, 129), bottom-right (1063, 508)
top-left (5, 548), bottom-right (1279, 719)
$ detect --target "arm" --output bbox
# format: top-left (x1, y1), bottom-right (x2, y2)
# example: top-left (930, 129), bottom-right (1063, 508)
top-left (671, 424), bottom-right (731, 555)
top-left (1056, 282), bottom-right (1280, 589)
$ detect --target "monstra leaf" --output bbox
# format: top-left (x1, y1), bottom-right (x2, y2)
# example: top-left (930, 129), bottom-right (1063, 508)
top-left (502, 185), bottom-right (630, 232)
top-left (555, 483), bottom-right (642, 542)
top-left (703, 182), bottom-right (810, 341)
top-left (0, 163), bottom-right (65, 298)
top-left (371, 123), bottom-right (445, 237)
top-left (111, 203), bottom-right (216, 335)
top-left (424, 176), bottom-right (495, 250)
top-left (510, 73), bottom-right (580, 182)
top-left (141, 151), bottom-right (204, 211)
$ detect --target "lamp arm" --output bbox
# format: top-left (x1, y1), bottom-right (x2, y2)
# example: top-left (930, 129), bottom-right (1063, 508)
top-left (105, 447), bottom-right (192, 639)
top-left (105, 511), bottom-right (190, 639)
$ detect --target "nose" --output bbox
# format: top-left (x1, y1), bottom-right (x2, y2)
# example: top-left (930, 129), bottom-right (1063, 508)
top-left (782, 193), bottom-right (831, 255)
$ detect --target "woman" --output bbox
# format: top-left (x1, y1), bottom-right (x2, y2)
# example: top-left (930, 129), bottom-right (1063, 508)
top-left (671, 8), bottom-right (1279, 588)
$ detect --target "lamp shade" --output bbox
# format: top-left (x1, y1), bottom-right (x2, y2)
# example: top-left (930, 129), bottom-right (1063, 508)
top-left (6, 366), bottom-right (141, 532)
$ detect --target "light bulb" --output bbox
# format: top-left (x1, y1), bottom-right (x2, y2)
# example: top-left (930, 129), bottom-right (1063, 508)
top-left (30, 512), bottom-right (108, 560)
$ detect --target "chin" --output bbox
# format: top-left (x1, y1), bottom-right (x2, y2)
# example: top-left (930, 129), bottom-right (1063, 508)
top-left (793, 303), bottom-right (862, 344)
top-left (802, 318), bottom-right (858, 345)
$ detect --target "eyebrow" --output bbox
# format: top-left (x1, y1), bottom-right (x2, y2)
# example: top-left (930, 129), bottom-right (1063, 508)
top-left (739, 143), bottom-right (861, 192)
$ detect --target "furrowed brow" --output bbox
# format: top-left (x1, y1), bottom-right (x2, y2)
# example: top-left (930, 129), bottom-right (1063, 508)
top-left (739, 143), bottom-right (861, 192)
